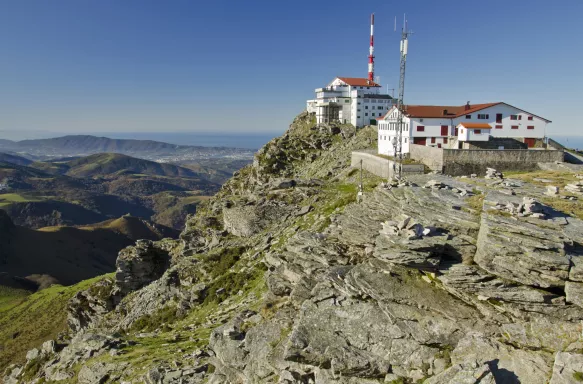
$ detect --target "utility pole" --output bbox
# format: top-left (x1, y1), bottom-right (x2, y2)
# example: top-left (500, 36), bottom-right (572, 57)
top-left (394, 15), bottom-right (413, 179)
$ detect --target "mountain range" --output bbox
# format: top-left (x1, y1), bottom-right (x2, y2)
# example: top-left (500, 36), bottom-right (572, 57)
top-left (0, 135), bottom-right (255, 161)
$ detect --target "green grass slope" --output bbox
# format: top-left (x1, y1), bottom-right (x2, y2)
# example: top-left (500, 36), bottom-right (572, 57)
top-left (63, 153), bottom-right (199, 178)
top-left (0, 274), bottom-right (112, 373)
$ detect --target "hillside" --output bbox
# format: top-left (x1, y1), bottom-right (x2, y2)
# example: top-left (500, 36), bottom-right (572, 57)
top-left (0, 153), bottom-right (33, 166)
top-left (0, 155), bottom-right (220, 230)
top-left (0, 210), bottom-right (177, 289)
top-left (7, 112), bottom-right (583, 383)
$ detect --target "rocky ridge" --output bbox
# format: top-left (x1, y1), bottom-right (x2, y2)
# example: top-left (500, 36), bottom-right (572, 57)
top-left (4, 112), bottom-right (583, 383)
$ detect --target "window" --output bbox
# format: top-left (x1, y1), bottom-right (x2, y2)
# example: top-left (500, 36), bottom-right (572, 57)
top-left (475, 130), bottom-right (482, 134)
top-left (404, 138), bottom-right (408, 143)
top-left (510, 115), bottom-right (518, 120)
top-left (345, 100), bottom-right (349, 103)
top-left (478, 114), bottom-right (489, 119)
top-left (466, 115), bottom-right (471, 119)
top-left (365, 106), bottom-right (369, 109)
top-left (357, 109), bottom-right (361, 112)
top-left (496, 113), bottom-right (503, 123)
top-left (431, 137), bottom-right (436, 144)
top-left (511, 125), bottom-right (519, 129)
top-left (518, 115), bottom-right (522, 120)
top-left (527, 126), bottom-right (535, 130)
top-left (420, 119), bottom-right (424, 122)
top-left (417, 126), bottom-right (425, 132)
top-left (378, 106), bottom-right (383, 110)
top-left (357, 116), bottom-right (360, 119)
top-left (443, 138), bottom-right (448, 144)
top-left (528, 116), bottom-right (533, 121)
top-left (365, 113), bottom-right (368, 116)
top-left (496, 125), bottom-right (503, 129)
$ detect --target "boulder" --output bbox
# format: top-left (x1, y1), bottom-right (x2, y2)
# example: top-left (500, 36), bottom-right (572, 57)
top-left (115, 240), bottom-right (171, 295)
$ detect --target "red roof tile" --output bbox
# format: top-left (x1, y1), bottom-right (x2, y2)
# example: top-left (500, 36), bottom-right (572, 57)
top-left (402, 103), bottom-right (500, 118)
top-left (336, 77), bottom-right (381, 87)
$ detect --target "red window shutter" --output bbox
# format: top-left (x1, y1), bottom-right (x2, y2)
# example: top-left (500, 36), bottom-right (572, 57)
top-left (475, 129), bottom-right (481, 134)
top-left (518, 115), bottom-right (522, 120)
top-left (527, 126), bottom-right (534, 130)
top-left (455, 128), bottom-right (459, 136)
top-left (437, 144), bottom-right (442, 148)
top-left (512, 125), bottom-right (519, 129)
top-left (496, 125), bottom-right (503, 129)
top-left (496, 113), bottom-right (502, 123)
top-left (528, 116), bottom-right (533, 121)
top-left (417, 126), bottom-right (425, 132)
top-left (443, 138), bottom-right (448, 144)
top-left (440, 125), bottom-right (448, 136)
top-left (431, 137), bottom-right (436, 143)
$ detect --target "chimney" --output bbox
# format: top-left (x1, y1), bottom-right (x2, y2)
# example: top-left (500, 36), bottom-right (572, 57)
top-left (465, 101), bottom-right (471, 111)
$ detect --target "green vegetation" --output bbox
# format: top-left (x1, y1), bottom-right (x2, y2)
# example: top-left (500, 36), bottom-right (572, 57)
top-left (574, 372), bottom-right (583, 382)
top-left (200, 246), bottom-right (247, 279)
top-left (464, 193), bottom-right (485, 216)
top-left (0, 193), bottom-right (43, 207)
top-left (505, 170), bottom-right (579, 188)
top-left (0, 274), bottom-right (113, 373)
top-left (0, 286), bottom-right (31, 312)
top-left (540, 197), bottom-right (583, 220)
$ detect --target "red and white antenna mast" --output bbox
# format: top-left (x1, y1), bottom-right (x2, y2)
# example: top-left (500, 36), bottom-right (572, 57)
top-left (368, 13), bottom-right (375, 83)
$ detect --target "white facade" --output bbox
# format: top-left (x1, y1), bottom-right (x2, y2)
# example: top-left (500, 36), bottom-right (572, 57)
top-left (378, 102), bottom-right (551, 156)
top-left (307, 77), bottom-right (395, 128)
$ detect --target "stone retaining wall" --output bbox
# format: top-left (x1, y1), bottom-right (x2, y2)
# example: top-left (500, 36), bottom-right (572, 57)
top-left (351, 151), bottom-right (425, 179)
top-left (443, 149), bottom-right (564, 176)
top-left (408, 144), bottom-right (564, 176)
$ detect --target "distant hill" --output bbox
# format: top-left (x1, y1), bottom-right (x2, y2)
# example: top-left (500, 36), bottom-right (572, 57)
top-left (0, 153), bottom-right (32, 166)
top-left (0, 210), bottom-right (177, 288)
top-left (31, 153), bottom-right (201, 178)
top-left (65, 153), bottom-right (200, 178)
top-left (3, 135), bottom-right (186, 152)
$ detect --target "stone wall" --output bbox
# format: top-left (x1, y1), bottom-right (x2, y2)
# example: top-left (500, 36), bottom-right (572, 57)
top-left (351, 151), bottom-right (425, 179)
top-left (462, 137), bottom-right (527, 150)
top-left (409, 144), bottom-right (444, 171)
top-left (442, 149), bottom-right (564, 176)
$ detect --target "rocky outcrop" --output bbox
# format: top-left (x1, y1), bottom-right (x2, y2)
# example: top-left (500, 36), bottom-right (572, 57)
top-left (9, 114), bottom-right (583, 384)
top-left (115, 239), bottom-right (171, 294)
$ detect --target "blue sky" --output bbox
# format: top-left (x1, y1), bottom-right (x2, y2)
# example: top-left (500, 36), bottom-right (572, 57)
top-left (0, 0), bottom-right (581, 138)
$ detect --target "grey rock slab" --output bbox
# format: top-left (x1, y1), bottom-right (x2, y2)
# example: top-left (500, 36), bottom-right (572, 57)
top-left (424, 361), bottom-right (495, 384)
top-left (550, 352), bottom-right (583, 384)
top-left (452, 332), bottom-right (552, 384)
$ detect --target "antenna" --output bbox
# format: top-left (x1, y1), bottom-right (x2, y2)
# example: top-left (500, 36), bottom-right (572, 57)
top-left (368, 13), bottom-right (375, 83)
top-left (394, 16), bottom-right (396, 32)
top-left (386, 85), bottom-right (395, 98)
top-left (394, 14), bottom-right (413, 179)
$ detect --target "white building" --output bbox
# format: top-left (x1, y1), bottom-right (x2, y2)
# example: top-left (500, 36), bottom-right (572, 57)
top-left (307, 77), bottom-right (396, 128)
top-left (377, 102), bottom-right (552, 155)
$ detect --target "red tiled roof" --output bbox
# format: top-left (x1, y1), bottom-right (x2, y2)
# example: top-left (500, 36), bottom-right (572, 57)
top-left (377, 103), bottom-right (551, 122)
top-left (402, 103), bottom-right (500, 118)
top-left (336, 77), bottom-right (381, 87)
top-left (457, 122), bottom-right (492, 129)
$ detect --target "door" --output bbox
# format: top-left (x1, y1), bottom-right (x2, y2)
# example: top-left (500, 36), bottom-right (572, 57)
top-left (413, 137), bottom-right (427, 145)
top-left (524, 138), bottom-right (536, 148)
top-left (441, 125), bottom-right (448, 136)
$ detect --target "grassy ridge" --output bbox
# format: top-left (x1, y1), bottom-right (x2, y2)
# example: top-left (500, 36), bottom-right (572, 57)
top-left (0, 274), bottom-right (113, 373)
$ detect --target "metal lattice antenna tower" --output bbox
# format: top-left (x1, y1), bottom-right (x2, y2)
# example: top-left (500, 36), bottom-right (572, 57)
top-left (394, 15), bottom-right (413, 179)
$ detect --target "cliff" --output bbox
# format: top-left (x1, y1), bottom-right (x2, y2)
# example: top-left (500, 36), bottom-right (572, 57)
top-left (4, 112), bottom-right (583, 384)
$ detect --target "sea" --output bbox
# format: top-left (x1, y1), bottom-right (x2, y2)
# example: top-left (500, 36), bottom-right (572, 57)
top-left (551, 136), bottom-right (583, 151)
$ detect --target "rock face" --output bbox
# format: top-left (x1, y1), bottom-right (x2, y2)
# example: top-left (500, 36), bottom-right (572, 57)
top-left (7, 114), bottom-right (583, 384)
top-left (115, 239), bottom-right (171, 294)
